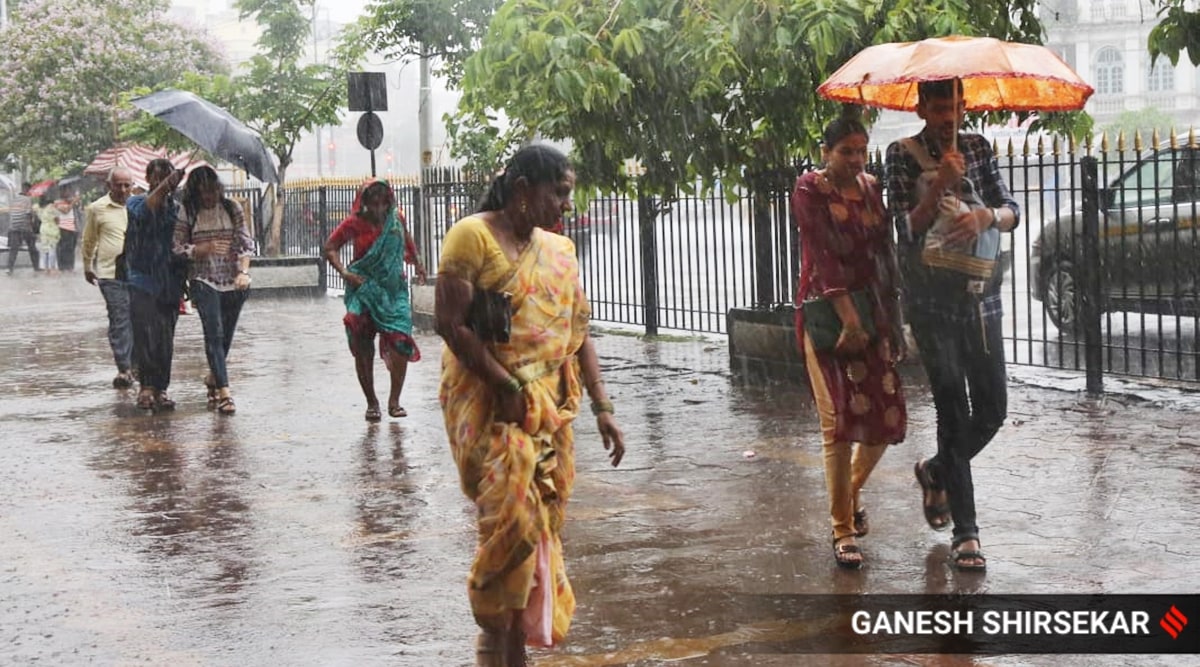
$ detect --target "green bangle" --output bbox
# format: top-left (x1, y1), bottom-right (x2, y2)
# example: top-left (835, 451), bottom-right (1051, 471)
top-left (590, 399), bottom-right (614, 416)
top-left (498, 376), bottom-right (521, 394)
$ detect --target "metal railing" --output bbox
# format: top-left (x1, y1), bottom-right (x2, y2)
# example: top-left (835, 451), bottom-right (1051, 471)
top-left (269, 132), bottom-right (1199, 386)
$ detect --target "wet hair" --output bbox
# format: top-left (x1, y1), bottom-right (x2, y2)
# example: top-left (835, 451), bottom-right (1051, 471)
top-left (182, 165), bottom-right (222, 209)
top-left (477, 144), bottom-right (572, 212)
top-left (822, 105), bottom-right (868, 150)
top-left (356, 180), bottom-right (394, 217)
top-left (917, 78), bottom-right (965, 106)
top-left (146, 158), bottom-right (174, 179)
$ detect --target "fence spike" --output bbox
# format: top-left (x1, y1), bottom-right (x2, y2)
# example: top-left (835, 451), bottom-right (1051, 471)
top-left (1033, 135), bottom-right (1041, 157)
top-left (1133, 130), bottom-right (1143, 152)
top-left (1190, 126), bottom-right (1198, 148)
top-left (1169, 128), bottom-right (1177, 149)
top-left (1006, 137), bottom-right (1015, 157)
top-left (1151, 127), bottom-right (1160, 149)
top-left (1100, 131), bottom-right (1109, 153)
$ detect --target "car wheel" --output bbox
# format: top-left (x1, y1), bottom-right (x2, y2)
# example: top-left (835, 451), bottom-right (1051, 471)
top-left (1043, 260), bottom-right (1081, 332)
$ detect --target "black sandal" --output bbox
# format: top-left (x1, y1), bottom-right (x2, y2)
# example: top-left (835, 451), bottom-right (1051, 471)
top-left (833, 535), bottom-right (864, 570)
top-left (951, 538), bottom-right (987, 571)
top-left (914, 460), bottom-right (951, 531)
top-left (853, 509), bottom-right (869, 537)
top-left (388, 405), bottom-right (407, 418)
top-left (364, 405), bottom-right (382, 422)
top-left (217, 396), bottom-right (236, 415)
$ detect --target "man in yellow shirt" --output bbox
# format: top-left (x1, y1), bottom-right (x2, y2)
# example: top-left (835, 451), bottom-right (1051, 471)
top-left (82, 167), bottom-right (136, 388)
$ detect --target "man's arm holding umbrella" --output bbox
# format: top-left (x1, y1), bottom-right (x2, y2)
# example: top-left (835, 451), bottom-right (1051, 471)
top-left (146, 169), bottom-right (184, 213)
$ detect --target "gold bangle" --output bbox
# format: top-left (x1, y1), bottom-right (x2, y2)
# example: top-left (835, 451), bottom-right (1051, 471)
top-left (590, 399), bottom-right (614, 416)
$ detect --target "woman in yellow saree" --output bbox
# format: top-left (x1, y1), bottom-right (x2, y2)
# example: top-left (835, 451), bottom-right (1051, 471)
top-left (435, 145), bottom-right (625, 667)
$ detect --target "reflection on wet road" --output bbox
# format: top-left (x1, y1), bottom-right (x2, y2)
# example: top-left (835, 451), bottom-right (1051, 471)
top-left (1, 276), bottom-right (1196, 666)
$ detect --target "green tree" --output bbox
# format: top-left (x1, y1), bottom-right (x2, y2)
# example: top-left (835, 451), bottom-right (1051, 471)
top-left (452, 0), bottom-right (1062, 197)
top-left (123, 0), bottom-right (346, 254)
top-left (338, 0), bottom-right (502, 86)
top-left (1148, 0), bottom-right (1200, 67)
top-left (0, 0), bottom-right (224, 174)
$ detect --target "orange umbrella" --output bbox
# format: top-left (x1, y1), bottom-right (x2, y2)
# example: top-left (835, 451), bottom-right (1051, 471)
top-left (817, 35), bottom-right (1094, 113)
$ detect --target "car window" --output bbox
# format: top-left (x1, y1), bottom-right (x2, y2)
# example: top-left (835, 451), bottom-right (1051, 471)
top-left (1114, 153), bottom-right (1175, 208)
top-left (1174, 149), bottom-right (1200, 202)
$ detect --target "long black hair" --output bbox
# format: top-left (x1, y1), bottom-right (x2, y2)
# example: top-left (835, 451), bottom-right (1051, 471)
top-left (476, 144), bottom-right (571, 213)
top-left (181, 165), bottom-right (237, 222)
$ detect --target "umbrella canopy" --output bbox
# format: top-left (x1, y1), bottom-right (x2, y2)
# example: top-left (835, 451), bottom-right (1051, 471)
top-left (818, 35), bottom-right (1094, 112)
top-left (131, 90), bottom-right (279, 184)
top-left (84, 143), bottom-right (209, 191)
top-left (27, 179), bottom-right (56, 197)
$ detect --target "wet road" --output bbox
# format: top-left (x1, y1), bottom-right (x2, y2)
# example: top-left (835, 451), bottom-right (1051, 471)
top-left (2, 273), bottom-right (1197, 666)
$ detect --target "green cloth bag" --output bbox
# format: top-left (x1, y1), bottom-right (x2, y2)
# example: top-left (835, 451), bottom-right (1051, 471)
top-left (801, 290), bottom-right (876, 352)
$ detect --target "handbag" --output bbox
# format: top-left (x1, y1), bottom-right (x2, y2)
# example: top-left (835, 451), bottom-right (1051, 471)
top-left (467, 288), bottom-right (513, 343)
top-left (801, 289), bottom-right (876, 352)
top-left (899, 138), bottom-right (1001, 281)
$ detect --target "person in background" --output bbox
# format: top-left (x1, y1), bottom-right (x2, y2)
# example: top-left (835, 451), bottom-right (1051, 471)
top-left (173, 166), bottom-right (255, 415)
top-left (5, 184), bottom-right (39, 275)
top-left (792, 109), bottom-right (907, 569)
top-left (435, 144), bottom-right (624, 666)
top-left (54, 189), bottom-right (81, 272)
top-left (36, 194), bottom-right (61, 275)
top-left (884, 78), bottom-right (1020, 572)
top-left (82, 167), bottom-right (136, 389)
top-left (322, 178), bottom-right (428, 421)
top-left (124, 159), bottom-right (186, 412)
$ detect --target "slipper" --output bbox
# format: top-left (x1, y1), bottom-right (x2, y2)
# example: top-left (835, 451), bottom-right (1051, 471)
top-left (388, 405), bottom-right (407, 418)
top-left (217, 396), bottom-right (236, 415)
top-left (853, 509), bottom-right (869, 537)
top-left (832, 536), bottom-right (864, 570)
top-left (914, 460), bottom-right (951, 531)
top-left (364, 405), bottom-right (382, 422)
top-left (136, 390), bottom-right (155, 410)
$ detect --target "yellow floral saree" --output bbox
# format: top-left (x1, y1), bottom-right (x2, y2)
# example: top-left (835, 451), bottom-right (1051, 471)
top-left (438, 217), bottom-right (591, 646)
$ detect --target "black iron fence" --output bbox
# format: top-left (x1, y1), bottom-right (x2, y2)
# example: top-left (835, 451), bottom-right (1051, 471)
top-left (270, 133), bottom-right (1199, 386)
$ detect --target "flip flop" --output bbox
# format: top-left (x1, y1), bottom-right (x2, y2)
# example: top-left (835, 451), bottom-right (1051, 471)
top-left (914, 460), bottom-right (951, 531)
top-left (364, 405), bottom-right (382, 422)
top-left (388, 405), bottom-right (407, 418)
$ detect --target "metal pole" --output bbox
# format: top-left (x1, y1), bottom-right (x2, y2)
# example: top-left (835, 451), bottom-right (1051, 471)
top-left (1080, 156), bottom-right (1104, 395)
top-left (312, 3), bottom-right (323, 177)
top-left (0, 0), bottom-right (8, 30)
top-left (638, 188), bottom-right (659, 335)
top-left (419, 44), bottom-right (433, 168)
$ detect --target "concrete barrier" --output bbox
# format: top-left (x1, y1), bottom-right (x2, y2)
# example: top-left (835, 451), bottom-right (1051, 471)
top-left (727, 305), bottom-right (807, 383)
top-left (248, 256), bottom-right (323, 298)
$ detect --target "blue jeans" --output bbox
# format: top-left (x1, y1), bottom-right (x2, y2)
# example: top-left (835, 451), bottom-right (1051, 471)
top-left (908, 309), bottom-right (1007, 546)
top-left (189, 281), bottom-right (249, 388)
top-left (97, 279), bottom-right (133, 373)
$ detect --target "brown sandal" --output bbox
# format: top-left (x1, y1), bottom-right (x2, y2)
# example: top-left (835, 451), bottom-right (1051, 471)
top-left (388, 405), bottom-right (407, 418)
top-left (217, 396), bottom-right (236, 415)
top-left (833, 535), bottom-right (864, 570)
top-left (914, 460), bottom-right (951, 531)
top-left (205, 374), bottom-right (218, 408)
top-left (364, 405), bottom-right (382, 422)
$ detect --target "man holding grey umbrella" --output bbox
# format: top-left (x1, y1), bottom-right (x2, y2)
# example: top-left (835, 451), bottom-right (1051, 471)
top-left (123, 159), bottom-right (187, 412)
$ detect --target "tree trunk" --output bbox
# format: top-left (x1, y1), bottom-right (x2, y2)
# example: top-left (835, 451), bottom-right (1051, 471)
top-left (266, 163), bottom-right (289, 256)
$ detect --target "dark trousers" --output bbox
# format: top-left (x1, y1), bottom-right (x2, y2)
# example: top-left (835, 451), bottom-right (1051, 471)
top-left (189, 281), bottom-right (249, 388)
top-left (57, 229), bottom-right (77, 271)
top-left (909, 310), bottom-right (1007, 545)
top-left (98, 279), bottom-right (133, 373)
top-left (6, 230), bottom-right (39, 271)
top-left (130, 288), bottom-right (179, 391)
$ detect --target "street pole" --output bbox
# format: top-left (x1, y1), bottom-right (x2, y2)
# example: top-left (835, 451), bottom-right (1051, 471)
top-left (1, 0), bottom-right (8, 30)
top-left (312, 2), bottom-right (323, 177)
top-left (419, 44), bottom-right (432, 170)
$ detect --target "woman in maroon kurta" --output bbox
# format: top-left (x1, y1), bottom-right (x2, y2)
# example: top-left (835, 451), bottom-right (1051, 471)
top-left (792, 111), bottom-right (907, 569)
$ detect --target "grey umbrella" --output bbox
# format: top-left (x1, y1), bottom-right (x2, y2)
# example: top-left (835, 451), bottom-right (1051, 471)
top-left (131, 89), bottom-right (279, 184)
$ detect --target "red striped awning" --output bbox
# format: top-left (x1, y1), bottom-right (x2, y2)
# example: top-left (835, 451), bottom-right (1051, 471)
top-left (84, 143), bottom-right (209, 190)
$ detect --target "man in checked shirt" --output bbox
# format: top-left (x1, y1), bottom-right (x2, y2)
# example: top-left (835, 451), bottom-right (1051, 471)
top-left (885, 78), bottom-right (1020, 573)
